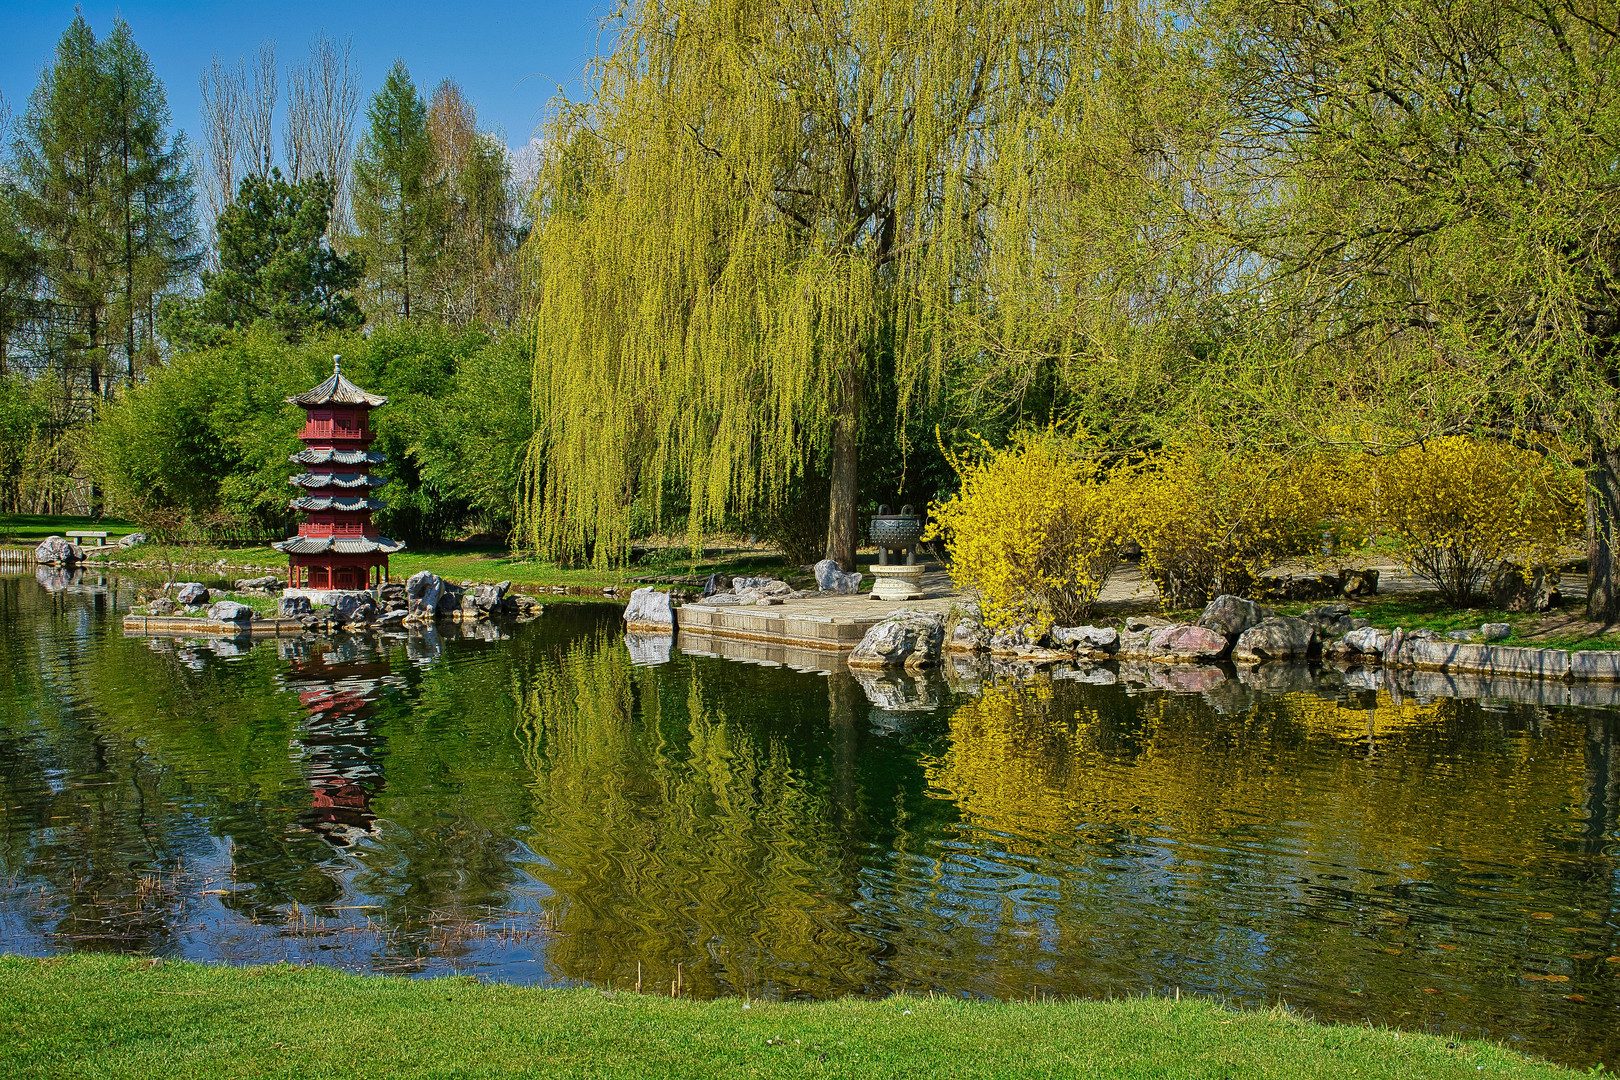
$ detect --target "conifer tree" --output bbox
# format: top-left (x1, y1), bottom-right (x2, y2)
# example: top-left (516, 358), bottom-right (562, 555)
top-left (11, 16), bottom-right (194, 399)
top-left (352, 61), bottom-right (436, 321)
top-left (164, 169), bottom-right (363, 347)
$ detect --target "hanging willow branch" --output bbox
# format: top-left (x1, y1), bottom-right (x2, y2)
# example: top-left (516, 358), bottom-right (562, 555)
top-left (517, 0), bottom-right (1190, 565)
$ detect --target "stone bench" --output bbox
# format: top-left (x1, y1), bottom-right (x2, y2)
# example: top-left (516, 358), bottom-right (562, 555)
top-left (64, 530), bottom-right (110, 546)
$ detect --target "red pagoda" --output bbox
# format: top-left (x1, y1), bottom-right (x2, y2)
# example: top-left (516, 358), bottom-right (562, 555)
top-left (273, 357), bottom-right (405, 590)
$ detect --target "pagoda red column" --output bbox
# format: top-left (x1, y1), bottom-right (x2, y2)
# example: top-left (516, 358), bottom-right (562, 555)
top-left (273, 357), bottom-right (405, 592)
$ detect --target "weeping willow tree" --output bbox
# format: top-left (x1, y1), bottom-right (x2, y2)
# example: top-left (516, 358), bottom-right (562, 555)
top-left (519, 0), bottom-right (1170, 567)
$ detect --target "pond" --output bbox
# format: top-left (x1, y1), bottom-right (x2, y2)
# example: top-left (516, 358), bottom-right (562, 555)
top-left (0, 571), bottom-right (1617, 1068)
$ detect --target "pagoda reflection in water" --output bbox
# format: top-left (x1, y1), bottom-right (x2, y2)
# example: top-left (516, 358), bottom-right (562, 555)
top-left (277, 637), bottom-right (402, 848)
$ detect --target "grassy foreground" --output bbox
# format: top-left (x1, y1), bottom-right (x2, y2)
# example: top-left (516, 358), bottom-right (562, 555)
top-left (0, 956), bottom-right (1573, 1080)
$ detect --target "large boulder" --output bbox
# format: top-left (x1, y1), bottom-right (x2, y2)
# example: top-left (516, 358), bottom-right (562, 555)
top-left (814, 558), bottom-right (863, 595)
top-left (1232, 616), bottom-right (1315, 663)
top-left (207, 600), bottom-right (256, 623)
top-left (1197, 595), bottom-right (1270, 640)
top-left (332, 592), bottom-right (377, 624)
top-left (1339, 568), bottom-right (1380, 597)
top-left (1491, 566), bottom-right (1561, 613)
top-left (233, 575), bottom-right (283, 593)
top-left (1299, 603), bottom-right (1358, 639)
top-left (701, 572), bottom-right (731, 597)
top-left (1051, 625), bottom-right (1120, 655)
top-left (1342, 626), bottom-right (1392, 656)
top-left (175, 582), bottom-right (210, 606)
top-left (848, 609), bottom-right (945, 670)
top-left (116, 532), bottom-right (148, 549)
top-left (405, 571), bottom-right (442, 619)
top-left (946, 601), bottom-right (988, 652)
top-left (435, 583), bottom-right (466, 616)
top-left (988, 623), bottom-right (1045, 654)
top-left (624, 586), bottom-right (676, 631)
top-left (277, 594), bottom-right (314, 618)
top-left (1147, 623), bottom-right (1231, 662)
top-left (34, 536), bottom-right (85, 566)
top-left (471, 581), bottom-right (509, 615)
top-left (147, 597), bottom-right (176, 615)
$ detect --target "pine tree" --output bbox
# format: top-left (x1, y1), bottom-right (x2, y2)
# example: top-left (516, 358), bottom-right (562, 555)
top-left (102, 18), bottom-right (198, 386)
top-left (164, 169), bottom-right (363, 347)
top-left (352, 60), bottom-right (437, 321)
top-left (11, 16), bottom-right (195, 401)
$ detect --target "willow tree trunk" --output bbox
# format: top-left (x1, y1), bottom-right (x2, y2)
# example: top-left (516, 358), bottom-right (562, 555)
top-left (1586, 439), bottom-right (1620, 623)
top-left (824, 364), bottom-right (862, 570)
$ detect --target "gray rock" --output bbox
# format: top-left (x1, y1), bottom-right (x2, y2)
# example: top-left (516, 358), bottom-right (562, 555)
top-left (175, 582), bottom-right (210, 606)
top-left (1116, 628), bottom-right (1155, 658)
top-left (732, 576), bottom-right (780, 591)
top-left (624, 586), bottom-right (676, 630)
top-left (848, 609), bottom-right (945, 670)
top-left (989, 623), bottom-right (1044, 654)
top-left (1342, 626), bottom-right (1392, 655)
top-left (1339, 568), bottom-right (1380, 597)
top-left (814, 558), bottom-right (863, 595)
top-left (700, 592), bottom-right (745, 607)
top-left (117, 532), bottom-right (148, 549)
top-left (702, 572), bottom-right (731, 597)
top-left (376, 609), bottom-right (407, 627)
top-left (33, 536), bottom-right (85, 565)
top-left (435, 584), bottom-right (465, 616)
top-left (1480, 622), bottom-right (1512, 642)
top-left (332, 592), bottom-right (377, 624)
top-left (277, 594), bottom-right (313, 618)
top-left (1126, 615), bottom-right (1172, 632)
top-left (1300, 603), bottom-right (1357, 639)
top-left (1232, 616), bottom-right (1315, 663)
top-left (471, 581), bottom-right (509, 613)
top-left (206, 600), bottom-right (255, 623)
top-left (1491, 566), bottom-right (1561, 613)
top-left (1445, 629), bottom-right (1477, 642)
top-left (1147, 623), bottom-right (1230, 662)
top-left (406, 571), bottom-right (442, 619)
top-left (946, 603), bottom-right (988, 652)
top-left (234, 575), bottom-right (283, 592)
top-left (147, 597), bottom-right (176, 615)
top-left (1051, 625), bottom-right (1120, 654)
top-left (1196, 595), bottom-right (1270, 639)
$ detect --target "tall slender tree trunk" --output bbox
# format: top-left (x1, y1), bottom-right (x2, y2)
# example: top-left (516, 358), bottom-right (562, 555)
top-left (824, 361), bottom-right (862, 570)
top-left (1585, 437), bottom-right (1620, 623)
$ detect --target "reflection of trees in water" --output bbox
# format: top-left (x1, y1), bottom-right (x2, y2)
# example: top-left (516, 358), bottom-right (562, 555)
top-left (513, 634), bottom-right (934, 998)
top-left (920, 679), bottom-right (1620, 1056)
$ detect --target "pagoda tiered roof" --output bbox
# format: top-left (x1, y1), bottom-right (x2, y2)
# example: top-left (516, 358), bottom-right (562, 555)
top-left (289, 472), bottom-right (389, 490)
top-left (287, 368), bottom-right (387, 407)
top-left (288, 495), bottom-right (388, 512)
top-left (291, 448), bottom-right (388, 466)
top-left (273, 536), bottom-right (407, 556)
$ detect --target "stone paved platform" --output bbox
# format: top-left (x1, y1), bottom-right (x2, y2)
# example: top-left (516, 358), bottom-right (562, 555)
top-left (676, 567), bottom-right (964, 651)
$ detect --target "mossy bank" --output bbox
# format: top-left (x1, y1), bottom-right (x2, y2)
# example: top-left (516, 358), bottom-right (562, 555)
top-left (0, 955), bottom-right (1580, 1079)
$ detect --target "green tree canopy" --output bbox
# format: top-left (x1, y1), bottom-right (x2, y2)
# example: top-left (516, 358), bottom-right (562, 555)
top-left (164, 169), bottom-right (364, 348)
top-left (352, 60), bottom-right (436, 322)
top-left (520, 0), bottom-right (1123, 567)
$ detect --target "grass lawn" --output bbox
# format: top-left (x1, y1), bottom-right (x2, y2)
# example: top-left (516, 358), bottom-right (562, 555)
top-left (0, 955), bottom-right (1575, 1080)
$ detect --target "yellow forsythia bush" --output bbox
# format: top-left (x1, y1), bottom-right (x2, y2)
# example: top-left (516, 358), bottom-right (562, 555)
top-left (1370, 437), bottom-right (1582, 604)
top-left (1126, 446), bottom-right (1357, 606)
top-left (925, 433), bottom-right (1126, 633)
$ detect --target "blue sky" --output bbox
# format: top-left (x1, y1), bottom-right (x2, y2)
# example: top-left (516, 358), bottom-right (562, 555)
top-left (0, 1), bottom-right (612, 157)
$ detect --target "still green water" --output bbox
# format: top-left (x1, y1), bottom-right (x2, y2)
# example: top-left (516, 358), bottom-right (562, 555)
top-left (0, 572), bottom-right (1617, 1067)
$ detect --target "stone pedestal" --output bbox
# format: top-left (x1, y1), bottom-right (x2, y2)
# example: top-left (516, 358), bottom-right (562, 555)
top-left (867, 564), bottom-right (926, 601)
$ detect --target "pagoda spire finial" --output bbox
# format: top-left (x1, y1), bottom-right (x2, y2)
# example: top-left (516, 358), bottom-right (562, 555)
top-left (333, 354), bottom-right (342, 375)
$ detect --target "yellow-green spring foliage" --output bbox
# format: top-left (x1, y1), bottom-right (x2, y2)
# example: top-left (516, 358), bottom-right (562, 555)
top-left (1127, 446), bottom-right (1357, 607)
top-left (926, 434), bottom-right (1126, 633)
top-left (517, 0), bottom-right (1173, 565)
top-left (1369, 437), bottom-right (1582, 604)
